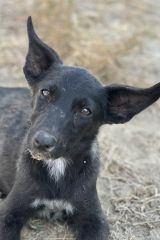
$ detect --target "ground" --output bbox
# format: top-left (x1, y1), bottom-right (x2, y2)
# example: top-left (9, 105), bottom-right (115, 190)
top-left (0, 0), bottom-right (160, 239)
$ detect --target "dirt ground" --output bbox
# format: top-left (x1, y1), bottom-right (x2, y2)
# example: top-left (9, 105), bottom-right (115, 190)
top-left (0, 0), bottom-right (160, 239)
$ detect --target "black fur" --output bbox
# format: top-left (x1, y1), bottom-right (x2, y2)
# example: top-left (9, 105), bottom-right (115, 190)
top-left (0, 17), bottom-right (159, 240)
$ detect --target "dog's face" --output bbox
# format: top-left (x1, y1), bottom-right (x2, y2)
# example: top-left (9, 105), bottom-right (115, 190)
top-left (26, 65), bottom-right (104, 160)
top-left (24, 17), bottom-right (160, 161)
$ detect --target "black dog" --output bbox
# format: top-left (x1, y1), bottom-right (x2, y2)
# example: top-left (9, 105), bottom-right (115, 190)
top-left (0, 17), bottom-right (159, 240)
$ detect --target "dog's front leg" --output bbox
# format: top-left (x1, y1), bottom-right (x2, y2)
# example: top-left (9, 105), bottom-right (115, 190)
top-left (0, 206), bottom-right (23, 240)
top-left (0, 182), bottom-right (36, 240)
top-left (75, 215), bottom-right (109, 240)
top-left (71, 196), bottom-right (109, 240)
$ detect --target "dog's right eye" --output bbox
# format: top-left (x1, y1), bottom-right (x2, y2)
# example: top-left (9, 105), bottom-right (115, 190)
top-left (41, 89), bottom-right (50, 97)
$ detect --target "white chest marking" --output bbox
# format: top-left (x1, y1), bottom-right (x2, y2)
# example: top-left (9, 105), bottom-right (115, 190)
top-left (31, 199), bottom-right (74, 219)
top-left (44, 157), bottom-right (67, 181)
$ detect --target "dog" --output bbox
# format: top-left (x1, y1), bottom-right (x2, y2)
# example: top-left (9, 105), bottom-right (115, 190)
top-left (0, 16), bottom-right (159, 240)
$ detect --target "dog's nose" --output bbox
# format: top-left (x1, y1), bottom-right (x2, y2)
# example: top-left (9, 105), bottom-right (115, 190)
top-left (33, 130), bottom-right (56, 151)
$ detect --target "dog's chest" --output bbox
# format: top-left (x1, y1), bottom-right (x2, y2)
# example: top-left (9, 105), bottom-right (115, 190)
top-left (31, 199), bottom-right (74, 220)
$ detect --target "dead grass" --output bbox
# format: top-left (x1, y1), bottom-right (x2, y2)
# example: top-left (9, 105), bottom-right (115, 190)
top-left (31, 0), bottom-right (123, 84)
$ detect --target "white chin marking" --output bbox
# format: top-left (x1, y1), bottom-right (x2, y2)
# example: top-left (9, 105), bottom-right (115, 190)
top-left (44, 157), bottom-right (67, 181)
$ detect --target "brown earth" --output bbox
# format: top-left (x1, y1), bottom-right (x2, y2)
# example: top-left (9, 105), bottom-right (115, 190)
top-left (0, 0), bottom-right (160, 239)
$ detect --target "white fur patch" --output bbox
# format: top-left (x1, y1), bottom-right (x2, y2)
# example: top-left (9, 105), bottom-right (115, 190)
top-left (44, 157), bottom-right (67, 181)
top-left (31, 199), bottom-right (74, 219)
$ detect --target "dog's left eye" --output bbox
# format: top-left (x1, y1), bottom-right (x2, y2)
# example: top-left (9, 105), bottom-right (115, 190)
top-left (41, 89), bottom-right (50, 97)
top-left (80, 107), bottom-right (92, 116)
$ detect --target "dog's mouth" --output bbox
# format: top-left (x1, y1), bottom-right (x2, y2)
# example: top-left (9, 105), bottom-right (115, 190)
top-left (27, 141), bottom-right (69, 161)
top-left (29, 150), bottom-right (45, 161)
top-left (28, 149), bottom-right (58, 161)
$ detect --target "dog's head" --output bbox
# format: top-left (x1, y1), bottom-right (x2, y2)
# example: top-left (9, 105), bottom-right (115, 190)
top-left (24, 17), bottom-right (160, 161)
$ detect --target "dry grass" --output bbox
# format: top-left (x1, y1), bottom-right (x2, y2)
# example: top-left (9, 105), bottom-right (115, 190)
top-left (106, 160), bottom-right (160, 239)
top-left (98, 118), bottom-right (160, 240)
top-left (31, 0), bottom-right (124, 84)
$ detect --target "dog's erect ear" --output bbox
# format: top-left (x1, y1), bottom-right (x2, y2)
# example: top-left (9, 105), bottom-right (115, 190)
top-left (23, 16), bottom-right (62, 85)
top-left (103, 83), bottom-right (160, 124)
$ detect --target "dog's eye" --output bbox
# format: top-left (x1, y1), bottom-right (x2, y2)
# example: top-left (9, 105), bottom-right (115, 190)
top-left (41, 89), bottom-right (50, 97)
top-left (80, 107), bottom-right (92, 116)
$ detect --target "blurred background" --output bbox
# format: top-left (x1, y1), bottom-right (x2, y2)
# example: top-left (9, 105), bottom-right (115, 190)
top-left (0, 0), bottom-right (160, 239)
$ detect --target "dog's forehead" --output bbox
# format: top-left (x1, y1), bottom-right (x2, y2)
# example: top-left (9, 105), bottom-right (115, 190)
top-left (50, 65), bottom-right (102, 92)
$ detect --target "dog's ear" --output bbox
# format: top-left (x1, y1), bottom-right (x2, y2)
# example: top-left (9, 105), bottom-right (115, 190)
top-left (103, 83), bottom-right (160, 124)
top-left (23, 16), bottom-right (62, 86)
